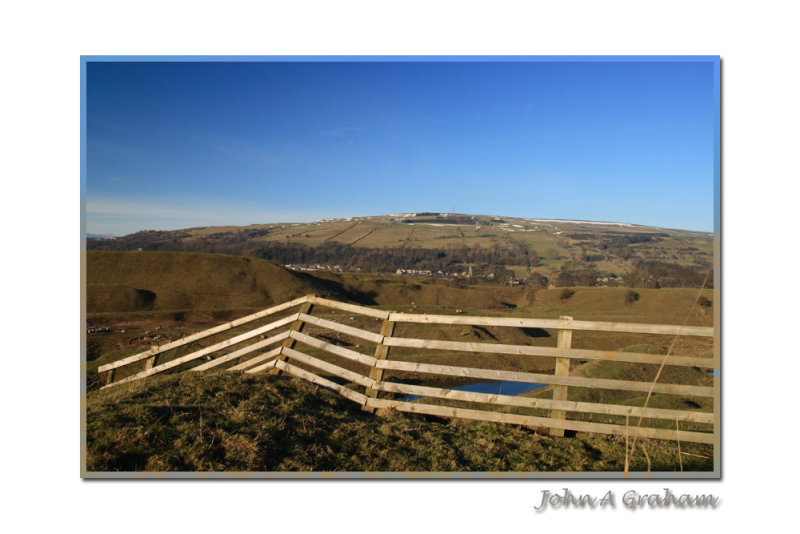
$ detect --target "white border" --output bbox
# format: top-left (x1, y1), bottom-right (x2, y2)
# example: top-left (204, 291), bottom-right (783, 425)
top-left (5, 0), bottom-right (797, 531)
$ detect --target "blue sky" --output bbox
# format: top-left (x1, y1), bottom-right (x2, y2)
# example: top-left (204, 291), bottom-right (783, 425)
top-left (84, 58), bottom-right (718, 235)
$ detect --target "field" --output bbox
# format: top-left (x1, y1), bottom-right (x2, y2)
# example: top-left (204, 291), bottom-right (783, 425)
top-left (84, 249), bottom-right (717, 473)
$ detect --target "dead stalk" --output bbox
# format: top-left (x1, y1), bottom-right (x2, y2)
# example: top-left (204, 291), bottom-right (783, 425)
top-left (676, 419), bottom-right (683, 475)
top-left (625, 270), bottom-right (711, 477)
top-left (679, 451), bottom-right (711, 459)
top-left (624, 413), bottom-right (630, 476)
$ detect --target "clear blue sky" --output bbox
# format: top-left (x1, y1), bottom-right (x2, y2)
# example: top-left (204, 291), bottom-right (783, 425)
top-left (84, 58), bottom-right (718, 236)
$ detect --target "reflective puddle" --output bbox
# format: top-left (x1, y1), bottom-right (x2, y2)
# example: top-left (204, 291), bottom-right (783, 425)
top-left (402, 380), bottom-right (546, 402)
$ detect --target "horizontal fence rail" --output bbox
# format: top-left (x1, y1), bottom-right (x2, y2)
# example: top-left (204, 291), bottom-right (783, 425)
top-left (98, 294), bottom-right (719, 445)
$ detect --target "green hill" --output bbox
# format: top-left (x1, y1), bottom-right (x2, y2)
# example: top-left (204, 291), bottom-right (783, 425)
top-left (87, 213), bottom-right (716, 285)
top-left (86, 250), bottom-right (346, 315)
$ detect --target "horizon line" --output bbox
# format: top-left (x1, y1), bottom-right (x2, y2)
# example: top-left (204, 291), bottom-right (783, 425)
top-left (85, 211), bottom-right (717, 238)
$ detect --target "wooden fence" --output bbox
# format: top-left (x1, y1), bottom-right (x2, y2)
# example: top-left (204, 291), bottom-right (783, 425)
top-left (97, 295), bottom-right (719, 445)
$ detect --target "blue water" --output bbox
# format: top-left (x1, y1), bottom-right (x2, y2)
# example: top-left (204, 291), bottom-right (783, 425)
top-left (402, 380), bottom-right (545, 402)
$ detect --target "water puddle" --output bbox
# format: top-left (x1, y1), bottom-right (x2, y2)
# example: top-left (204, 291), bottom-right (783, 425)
top-left (402, 380), bottom-right (545, 402)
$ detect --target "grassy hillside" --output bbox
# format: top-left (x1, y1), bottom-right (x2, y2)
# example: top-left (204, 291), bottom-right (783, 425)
top-left (85, 371), bottom-right (713, 473)
top-left (85, 250), bottom-right (716, 473)
top-left (516, 286), bottom-right (714, 326)
top-left (86, 250), bottom-right (346, 315)
top-left (85, 251), bottom-right (349, 389)
top-left (314, 271), bottom-right (714, 324)
top-left (85, 252), bottom-right (715, 389)
top-left (86, 251), bottom-right (714, 325)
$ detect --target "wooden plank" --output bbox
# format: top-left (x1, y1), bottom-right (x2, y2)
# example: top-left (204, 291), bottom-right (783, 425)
top-left (364, 320), bottom-right (396, 412)
top-left (365, 399), bottom-right (717, 444)
top-left (228, 347), bottom-right (283, 372)
top-left (191, 331), bottom-right (290, 371)
top-left (280, 347), bottom-right (374, 389)
top-left (550, 316), bottom-right (572, 437)
top-left (386, 313), bottom-right (714, 337)
top-left (373, 381), bottom-right (714, 424)
top-left (382, 337), bottom-right (714, 368)
top-left (101, 314), bottom-right (299, 388)
top-left (297, 313), bottom-right (384, 344)
top-left (97, 295), bottom-right (309, 373)
top-left (288, 330), bottom-right (376, 366)
top-left (274, 360), bottom-right (369, 405)
top-left (306, 295), bottom-right (391, 320)
top-left (374, 360), bottom-right (715, 397)
top-left (271, 302), bottom-right (312, 375)
top-left (245, 357), bottom-right (279, 374)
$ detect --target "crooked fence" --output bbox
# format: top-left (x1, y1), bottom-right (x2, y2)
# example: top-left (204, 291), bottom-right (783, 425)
top-left (97, 295), bottom-right (719, 445)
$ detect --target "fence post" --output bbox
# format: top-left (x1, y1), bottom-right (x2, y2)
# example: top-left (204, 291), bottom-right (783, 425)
top-left (362, 320), bottom-right (395, 413)
top-left (270, 301), bottom-right (313, 376)
top-left (550, 315), bottom-right (573, 437)
top-left (143, 348), bottom-right (159, 371)
top-left (105, 369), bottom-right (116, 386)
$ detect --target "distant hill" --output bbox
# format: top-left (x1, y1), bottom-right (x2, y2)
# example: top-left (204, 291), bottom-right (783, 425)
top-left (86, 251), bottom-right (347, 314)
top-left (87, 213), bottom-right (715, 287)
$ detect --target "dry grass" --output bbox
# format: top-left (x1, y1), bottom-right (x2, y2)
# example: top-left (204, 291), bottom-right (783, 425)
top-left (85, 372), bottom-right (713, 473)
top-left (86, 250), bottom-right (346, 314)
